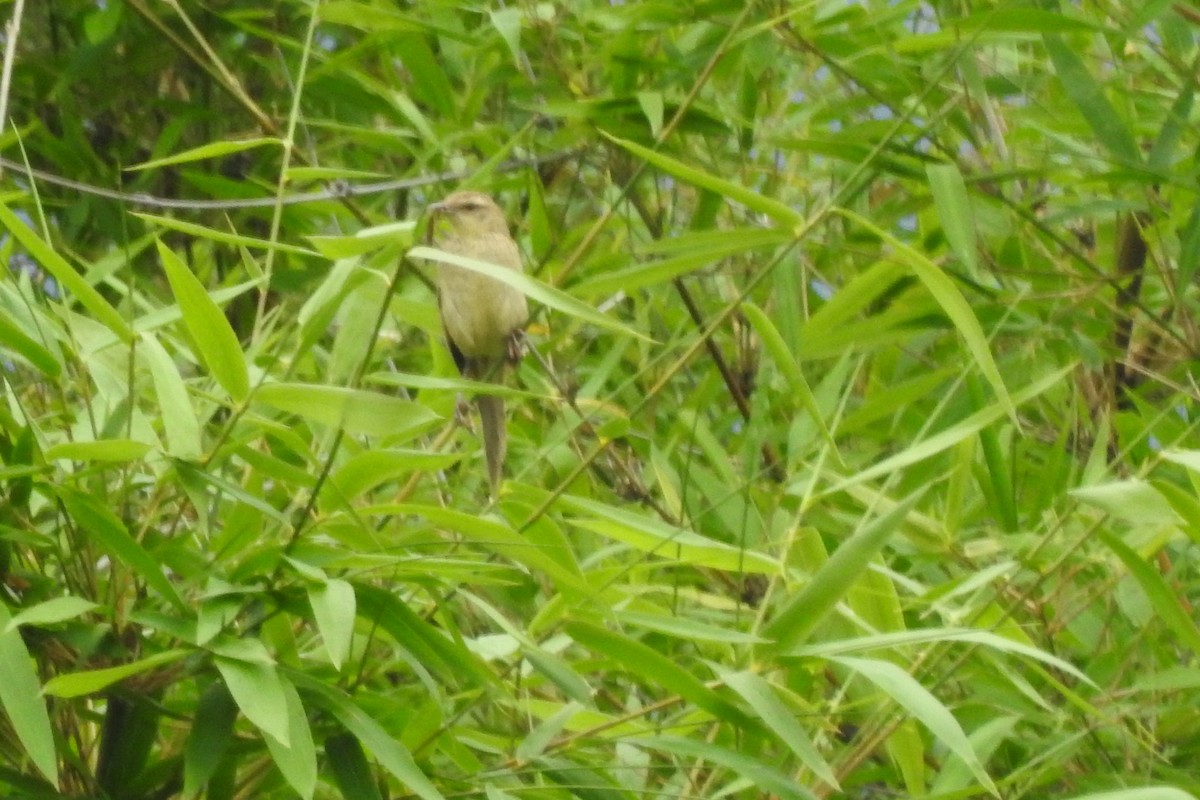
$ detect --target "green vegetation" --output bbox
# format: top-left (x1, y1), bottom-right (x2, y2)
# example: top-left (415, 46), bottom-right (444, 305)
top-left (0, 1), bottom-right (1198, 798)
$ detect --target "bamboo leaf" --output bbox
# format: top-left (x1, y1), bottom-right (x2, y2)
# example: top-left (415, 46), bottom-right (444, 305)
top-left (295, 675), bottom-right (447, 800)
top-left (600, 132), bottom-right (803, 227)
top-left (156, 240), bottom-right (250, 402)
top-left (43, 439), bottom-right (151, 462)
top-left (4, 597), bottom-right (97, 632)
top-left (1099, 530), bottom-right (1200, 657)
top-left (326, 734), bottom-right (385, 800)
top-left (262, 678), bottom-right (317, 800)
top-left (58, 488), bottom-right (187, 612)
top-left (831, 656), bottom-right (998, 796)
top-left (136, 214), bottom-right (317, 256)
top-left (0, 602), bottom-right (59, 787)
top-left (567, 620), bottom-right (754, 728)
top-left (253, 383), bottom-right (439, 439)
top-left (307, 579), bottom-right (355, 670)
top-left (139, 331), bottom-right (204, 460)
top-left (926, 163), bottom-right (979, 278)
top-left (0, 202), bottom-right (133, 343)
top-left (723, 670), bottom-right (839, 789)
top-left (836, 207), bottom-right (1013, 421)
top-left (762, 490), bottom-right (923, 653)
top-left (214, 655), bottom-right (290, 746)
top-left (740, 301), bottom-right (840, 458)
top-left (558, 494), bottom-right (777, 574)
top-left (42, 650), bottom-right (189, 698)
top-left (1044, 34), bottom-right (1141, 164)
top-left (129, 137), bottom-right (284, 170)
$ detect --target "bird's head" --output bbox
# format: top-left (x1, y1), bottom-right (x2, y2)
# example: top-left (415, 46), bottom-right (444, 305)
top-left (428, 191), bottom-right (509, 237)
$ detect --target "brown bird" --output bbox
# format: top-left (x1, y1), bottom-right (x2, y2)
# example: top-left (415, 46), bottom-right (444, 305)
top-left (428, 191), bottom-right (529, 494)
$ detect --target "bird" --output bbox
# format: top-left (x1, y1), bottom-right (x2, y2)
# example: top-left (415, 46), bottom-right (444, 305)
top-left (427, 190), bottom-right (529, 495)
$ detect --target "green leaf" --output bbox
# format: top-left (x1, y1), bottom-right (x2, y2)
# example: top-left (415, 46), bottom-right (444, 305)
top-left (1043, 34), bottom-right (1141, 165)
top-left (215, 655), bottom-right (291, 746)
top-left (308, 579), bottom-right (355, 670)
top-left (294, 675), bottom-right (447, 800)
top-left (926, 163), bottom-right (979, 278)
top-left (139, 331), bottom-right (204, 460)
top-left (183, 682), bottom-right (239, 798)
top-left (830, 656), bottom-right (998, 796)
top-left (307, 221), bottom-right (415, 259)
top-left (326, 733), bottom-right (384, 800)
top-left (262, 678), bottom-right (317, 800)
top-left (488, 7), bottom-right (522, 67)
top-left (58, 488), bottom-right (187, 612)
top-left (253, 383), bottom-right (440, 439)
top-left (1072, 480), bottom-right (1181, 526)
top-left (566, 620), bottom-right (754, 727)
top-left (1099, 530), bottom-right (1200, 657)
top-left (516, 702), bottom-right (581, 761)
top-left (354, 584), bottom-right (495, 688)
top-left (835, 207), bottom-right (1013, 422)
top-left (156, 240), bottom-right (250, 402)
top-left (558, 494), bottom-right (777, 574)
top-left (740, 301), bottom-right (840, 458)
top-left (522, 647), bottom-right (595, 706)
top-left (722, 670), bottom-right (839, 790)
top-left (135, 214), bottom-right (317, 257)
top-left (637, 91), bottom-right (664, 137)
top-left (790, 628), bottom-right (1094, 686)
top-left (42, 649), bottom-right (189, 698)
top-left (1147, 85), bottom-right (1192, 173)
top-left (4, 596), bottom-right (97, 632)
top-left (618, 610), bottom-right (764, 644)
top-left (43, 439), bottom-right (152, 463)
top-left (1064, 790), bottom-right (1199, 800)
top-left (0, 202), bottom-right (133, 343)
top-left (0, 602), bottom-right (59, 787)
top-left (573, 230), bottom-right (788, 296)
top-left (0, 312), bottom-right (61, 377)
top-left (407, 505), bottom-right (591, 593)
top-left (826, 364), bottom-right (1074, 495)
top-left (408, 245), bottom-right (650, 342)
top-left (1153, 480), bottom-right (1200, 546)
top-left (762, 490), bottom-right (923, 653)
top-left (129, 137), bottom-right (283, 171)
top-left (318, 2), bottom-right (425, 32)
top-left (1177, 203), bottom-right (1200, 288)
top-left (600, 132), bottom-right (803, 227)
top-left (632, 735), bottom-right (817, 800)
top-left (323, 449), bottom-right (462, 507)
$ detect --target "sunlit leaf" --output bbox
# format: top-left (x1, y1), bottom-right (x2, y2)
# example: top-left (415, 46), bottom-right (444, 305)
top-left (156, 240), bottom-right (250, 402)
top-left (0, 602), bottom-right (58, 787)
top-left (129, 137), bottom-right (283, 171)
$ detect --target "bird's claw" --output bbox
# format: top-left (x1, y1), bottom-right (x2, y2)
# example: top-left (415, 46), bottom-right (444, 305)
top-left (454, 397), bottom-right (474, 431)
top-left (506, 330), bottom-right (525, 364)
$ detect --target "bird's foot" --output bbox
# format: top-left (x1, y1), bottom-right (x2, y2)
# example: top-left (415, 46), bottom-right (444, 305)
top-left (506, 330), bottom-right (525, 364)
top-left (454, 396), bottom-right (474, 431)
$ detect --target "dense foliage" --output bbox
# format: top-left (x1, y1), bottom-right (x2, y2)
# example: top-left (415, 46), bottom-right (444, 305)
top-left (1, 1), bottom-right (1198, 798)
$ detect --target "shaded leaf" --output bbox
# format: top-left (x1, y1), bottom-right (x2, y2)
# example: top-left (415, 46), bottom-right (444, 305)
top-left (58, 488), bottom-right (187, 612)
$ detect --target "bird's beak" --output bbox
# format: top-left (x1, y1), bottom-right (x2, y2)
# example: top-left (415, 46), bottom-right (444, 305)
top-left (427, 201), bottom-right (447, 214)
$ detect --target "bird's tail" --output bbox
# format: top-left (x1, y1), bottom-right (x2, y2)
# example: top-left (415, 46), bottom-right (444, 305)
top-left (477, 394), bottom-right (506, 495)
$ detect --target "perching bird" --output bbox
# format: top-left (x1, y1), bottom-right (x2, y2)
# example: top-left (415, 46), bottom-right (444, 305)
top-left (428, 190), bottom-right (529, 494)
